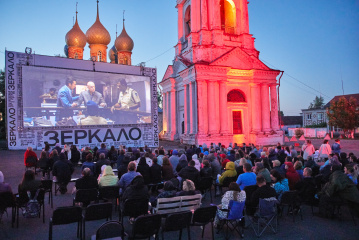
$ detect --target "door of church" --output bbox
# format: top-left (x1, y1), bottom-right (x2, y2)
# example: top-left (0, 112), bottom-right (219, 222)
top-left (233, 111), bottom-right (243, 134)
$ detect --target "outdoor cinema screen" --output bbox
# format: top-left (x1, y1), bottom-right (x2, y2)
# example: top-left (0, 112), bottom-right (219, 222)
top-left (22, 66), bottom-right (152, 128)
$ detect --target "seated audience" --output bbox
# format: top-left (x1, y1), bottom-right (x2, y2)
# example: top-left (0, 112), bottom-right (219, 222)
top-left (37, 151), bottom-right (52, 179)
top-left (70, 145), bottom-right (81, 166)
top-left (52, 153), bottom-right (74, 194)
top-left (178, 160), bottom-right (200, 186)
top-left (294, 167), bottom-right (317, 204)
top-left (24, 146), bottom-right (38, 167)
top-left (249, 175), bottom-right (277, 213)
top-left (81, 153), bottom-right (96, 176)
top-left (192, 154), bottom-right (201, 171)
top-left (294, 160), bottom-right (304, 180)
top-left (176, 154), bottom-right (188, 173)
top-left (98, 166), bottom-right (118, 187)
top-left (236, 163), bottom-right (257, 190)
top-left (169, 149), bottom-right (180, 171)
top-left (270, 169), bottom-right (289, 201)
top-left (254, 162), bottom-right (271, 184)
top-left (284, 162), bottom-right (301, 190)
top-left (162, 157), bottom-right (175, 181)
top-left (150, 157), bottom-right (162, 184)
top-left (176, 179), bottom-right (200, 196)
top-left (118, 161), bottom-right (141, 193)
top-left (217, 162), bottom-right (237, 185)
top-left (95, 153), bottom-right (111, 178)
top-left (344, 163), bottom-right (358, 185)
top-left (75, 168), bottom-right (98, 190)
top-left (122, 175), bottom-right (149, 203)
top-left (117, 155), bottom-right (131, 179)
top-left (150, 181), bottom-right (177, 207)
top-left (136, 157), bottom-right (151, 184)
top-left (200, 160), bottom-right (212, 178)
top-left (18, 170), bottom-right (42, 203)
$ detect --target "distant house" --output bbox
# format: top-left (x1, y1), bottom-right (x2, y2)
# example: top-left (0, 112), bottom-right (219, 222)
top-left (324, 93), bottom-right (359, 109)
top-left (281, 116), bottom-right (303, 133)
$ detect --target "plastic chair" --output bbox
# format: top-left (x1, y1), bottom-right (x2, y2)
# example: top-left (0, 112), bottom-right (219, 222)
top-left (41, 179), bottom-right (53, 208)
top-left (249, 197), bottom-right (279, 237)
top-left (279, 191), bottom-right (303, 222)
top-left (83, 203), bottom-right (113, 240)
top-left (119, 198), bottom-right (149, 227)
top-left (98, 185), bottom-right (120, 210)
top-left (73, 188), bottom-right (98, 207)
top-left (197, 177), bottom-right (213, 202)
top-left (0, 192), bottom-right (16, 227)
top-left (128, 214), bottom-right (162, 240)
top-left (161, 210), bottom-right (193, 240)
top-left (49, 206), bottom-right (82, 240)
top-left (191, 205), bottom-right (217, 240)
top-left (216, 200), bottom-right (245, 240)
top-left (93, 220), bottom-right (125, 240)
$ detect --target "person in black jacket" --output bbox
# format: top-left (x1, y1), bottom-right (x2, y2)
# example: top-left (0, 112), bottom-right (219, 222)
top-left (150, 158), bottom-right (162, 184)
top-left (52, 153), bottom-right (74, 194)
top-left (200, 160), bottom-right (212, 178)
top-left (70, 145), bottom-right (81, 166)
top-left (176, 154), bottom-right (188, 173)
top-left (137, 157), bottom-right (151, 184)
top-left (249, 175), bottom-right (277, 214)
top-left (294, 167), bottom-right (317, 204)
top-left (122, 175), bottom-right (149, 208)
top-left (75, 168), bottom-right (98, 190)
top-left (178, 160), bottom-right (200, 186)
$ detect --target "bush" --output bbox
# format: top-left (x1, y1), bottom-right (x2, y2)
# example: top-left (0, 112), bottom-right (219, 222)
top-left (295, 129), bottom-right (304, 138)
top-left (305, 122), bottom-right (327, 128)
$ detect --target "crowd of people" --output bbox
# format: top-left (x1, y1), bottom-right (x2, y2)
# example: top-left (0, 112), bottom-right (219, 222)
top-left (2, 139), bottom-right (359, 227)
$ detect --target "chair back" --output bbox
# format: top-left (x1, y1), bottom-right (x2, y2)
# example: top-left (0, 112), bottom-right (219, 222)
top-left (26, 156), bottom-right (37, 167)
top-left (227, 200), bottom-right (245, 220)
top-left (243, 185), bottom-right (258, 203)
top-left (122, 198), bottom-right (149, 218)
top-left (164, 210), bottom-right (192, 231)
top-left (192, 205), bottom-right (217, 224)
top-left (222, 176), bottom-right (237, 187)
top-left (258, 198), bottom-right (278, 218)
top-left (51, 206), bottom-right (82, 225)
top-left (96, 220), bottom-right (123, 240)
top-left (74, 188), bottom-right (98, 203)
top-left (0, 192), bottom-right (16, 210)
top-left (280, 191), bottom-right (299, 205)
top-left (132, 214), bottom-right (162, 238)
top-left (99, 186), bottom-right (120, 200)
top-left (197, 177), bottom-right (213, 191)
top-left (84, 202), bottom-right (112, 221)
top-left (41, 179), bottom-right (53, 192)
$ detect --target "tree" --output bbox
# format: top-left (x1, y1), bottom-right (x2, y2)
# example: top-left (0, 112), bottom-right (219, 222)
top-left (327, 97), bottom-right (359, 138)
top-left (308, 96), bottom-right (324, 109)
top-left (157, 90), bottom-right (163, 109)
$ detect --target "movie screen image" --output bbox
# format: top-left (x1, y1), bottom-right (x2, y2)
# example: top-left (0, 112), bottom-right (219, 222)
top-left (22, 66), bottom-right (152, 128)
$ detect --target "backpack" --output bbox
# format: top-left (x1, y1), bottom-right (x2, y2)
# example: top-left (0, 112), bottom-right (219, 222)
top-left (22, 189), bottom-right (41, 218)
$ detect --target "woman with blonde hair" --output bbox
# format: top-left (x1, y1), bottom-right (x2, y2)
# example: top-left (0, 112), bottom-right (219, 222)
top-left (176, 179), bottom-right (200, 196)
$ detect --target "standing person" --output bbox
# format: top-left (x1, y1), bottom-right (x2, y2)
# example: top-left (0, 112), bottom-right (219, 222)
top-left (331, 139), bottom-right (341, 154)
top-left (52, 153), bottom-right (74, 194)
top-left (76, 81), bottom-right (106, 107)
top-left (302, 140), bottom-right (315, 160)
top-left (318, 140), bottom-right (332, 161)
top-left (150, 158), bottom-right (162, 184)
top-left (56, 77), bottom-right (79, 120)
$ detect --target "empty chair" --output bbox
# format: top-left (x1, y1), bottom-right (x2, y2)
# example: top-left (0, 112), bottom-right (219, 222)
top-left (119, 198), bottom-right (149, 227)
top-left (41, 179), bottom-right (53, 208)
top-left (0, 191), bottom-right (16, 227)
top-left (279, 191), bottom-right (303, 222)
top-left (93, 220), bottom-right (125, 240)
top-left (196, 177), bottom-right (213, 202)
top-left (83, 203), bottom-right (113, 240)
top-left (49, 206), bottom-right (82, 240)
top-left (191, 205), bottom-right (217, 240)
top-left (98, 185), bottom-right (120, 210)
top-left (216, 200), bottom-right (245, 240)
top-left (249, 198), bottom-right (279, 237)
top-left (73, 188), bottom-right (98, 207)
top-left (128, 214), bottom-right (162, 240)
top-left (161, 211), bottom-right (193, 240)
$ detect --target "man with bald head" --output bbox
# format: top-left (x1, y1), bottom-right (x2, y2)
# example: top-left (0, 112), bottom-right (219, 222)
top-left (77, 81), bottom-right (107, 107)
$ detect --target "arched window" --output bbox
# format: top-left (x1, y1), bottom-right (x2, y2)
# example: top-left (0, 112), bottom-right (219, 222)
top-left (227, 90), bottom-right (245, 102)
top-left (97, 51), bottom-right (102, 62)
top-left (184, 6), bottom-right (191, 36)
top-left (220, 0), bottom-right (236, 34)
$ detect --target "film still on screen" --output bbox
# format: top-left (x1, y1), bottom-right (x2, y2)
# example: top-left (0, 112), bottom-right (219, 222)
top-left (22, 66), bottom-right (152, 127)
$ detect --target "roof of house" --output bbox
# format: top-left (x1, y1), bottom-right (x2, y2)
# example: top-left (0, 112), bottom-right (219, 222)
top-left (324, 93), bottom-right (359, 108)
top-left (281, 116), bottom-right (303, 126)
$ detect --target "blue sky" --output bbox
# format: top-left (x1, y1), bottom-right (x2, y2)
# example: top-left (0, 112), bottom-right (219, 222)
top-left (1, 0), bottom-right (358, 116)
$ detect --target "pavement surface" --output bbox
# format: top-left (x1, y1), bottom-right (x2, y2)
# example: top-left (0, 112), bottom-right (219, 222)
top-left (0, 140), bottom-right (359, 239)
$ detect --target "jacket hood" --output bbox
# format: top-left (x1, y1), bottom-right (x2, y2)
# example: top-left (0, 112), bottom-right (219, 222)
top-left (130, 175), bottom-right (145, 189)
top-left (284, 162), bottom-right (296, 172)
top-left (179, 154), bottom-right (187, 161)
top-left (225, 162), bottom-right (235, 171)
top-left (103, 166), bottom-right (114, 176)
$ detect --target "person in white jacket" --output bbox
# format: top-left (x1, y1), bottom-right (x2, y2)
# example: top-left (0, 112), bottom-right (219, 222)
top-left (192, 154), bottom-right (201, 171)
top-left (318, 140), bottom-right (332, 161)
top-left (302, 140), bottom-right (315, 160)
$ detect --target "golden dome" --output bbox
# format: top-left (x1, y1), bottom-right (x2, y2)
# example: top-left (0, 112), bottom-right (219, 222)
top-left (109, 45), bottom-right (117, 62)
top-left (65, 16), bottom-right (86, 48)
top-left (86, 3), bottom-right (111, 45)
top-left (115, 22), bottom-right (134, 52)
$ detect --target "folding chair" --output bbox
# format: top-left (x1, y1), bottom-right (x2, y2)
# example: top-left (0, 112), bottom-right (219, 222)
top-left (161, 210), bottom-right (193, 240)
top-left (250, 197), bottom-right (279, 237)
top-left (92, 220), bottom-right (126, 240)
top-left (191, 205), bottom-right (217, 240)
top-left (217, 200), bottom-right (245, 240)
top-left (279, 191), bottom-right (303, 222)
top-left (49, 206), bottom-right (82, 240)
top-left (128, 214), bottom-right (162, 240)
top-left (83, 203), bottom-right (113, 240)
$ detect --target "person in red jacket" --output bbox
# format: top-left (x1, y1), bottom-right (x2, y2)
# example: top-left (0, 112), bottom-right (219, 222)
top-left (24, 146), bottom-right (38, 167)
top-left (284, 162), bottom-right (301, 190)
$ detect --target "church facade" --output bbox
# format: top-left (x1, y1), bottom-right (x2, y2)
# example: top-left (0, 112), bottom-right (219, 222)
top-left (160, 0), bottom-right (284, 146)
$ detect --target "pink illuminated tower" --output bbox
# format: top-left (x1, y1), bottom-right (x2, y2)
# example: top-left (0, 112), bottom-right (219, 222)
top-left (160, 0), bottom-right (284, 146)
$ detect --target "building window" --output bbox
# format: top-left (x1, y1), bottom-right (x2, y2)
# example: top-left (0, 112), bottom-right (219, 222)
top-left (233, 111), bottom-right (243, 134)
top-left (318, 113), bottom-right (323, 120)
top-left (307, 114), bottom-right (312, 120)
top-left (227, 90), bottom-right (245, 102)
top-left (184, 6), bottom-right (191, 36)
top-left (220, 0), bottom-right (237, 34)
top-left (97, 51), bottom-right (102, 62)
